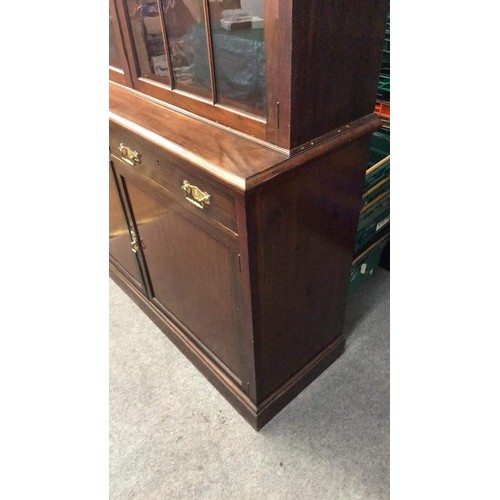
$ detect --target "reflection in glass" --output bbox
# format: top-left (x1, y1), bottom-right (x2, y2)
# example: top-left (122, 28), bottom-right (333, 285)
top-left (109, 12), bottom-right (122, 69)
top-left (122, 0), bottom-right (267, 115)
top-left (126, 0), bottom-right (171, 85)
top-left (162, 0), bottom-right (211, 98)
top-left (208, 0), bottom-right (266, 116)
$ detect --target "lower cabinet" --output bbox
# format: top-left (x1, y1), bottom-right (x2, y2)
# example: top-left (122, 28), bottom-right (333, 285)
top-left (110, 158), bottom-right (248, 388)
top-left (109, 110), bottom-right (379, 430)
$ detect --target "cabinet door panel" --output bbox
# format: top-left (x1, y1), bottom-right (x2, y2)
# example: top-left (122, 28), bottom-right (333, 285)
top-left (125, 178), bottom-right (244, 382)
top-left (109, 0), bottom-right (132, 85)
top-left (109, 166), bottom-right (145, 291)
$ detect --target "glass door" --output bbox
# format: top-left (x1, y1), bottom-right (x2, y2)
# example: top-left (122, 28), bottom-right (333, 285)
top-left (207, 0), bottom-right (266, 116)
top-left (109, 0), bottom-right (132, 85)
top-left (115, 0), bottom-right (269, 138)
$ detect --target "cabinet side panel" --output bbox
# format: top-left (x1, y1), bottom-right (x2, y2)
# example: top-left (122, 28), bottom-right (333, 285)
top-left (289, 0), bottom-right (389, 147)
top-left (247, 136), bottom-right (371, 402)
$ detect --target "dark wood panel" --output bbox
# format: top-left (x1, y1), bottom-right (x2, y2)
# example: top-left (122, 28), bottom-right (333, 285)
top-left (246, 134), bottom-right (373, 401)
top-left (274, 0), bottom-right (293, 150)
top-left (109, 164), bottom-right (144, 290)
top-left (262, 0), bottom-right (280, 145)
top-left (124, 177), bottom-right (247, 384)
top-left (288, 0), bottom-right (389, 148)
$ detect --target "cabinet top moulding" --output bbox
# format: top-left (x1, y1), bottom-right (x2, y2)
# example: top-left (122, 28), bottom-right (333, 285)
top-left (110, 83), bottom-right (381, 193)
top-left (109, 0), bottom-right (389, 152)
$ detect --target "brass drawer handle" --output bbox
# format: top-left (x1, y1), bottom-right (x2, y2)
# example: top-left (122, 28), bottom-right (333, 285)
top-left (181, 180), bottom-right (211, 209)
top-left (118, 143), bottom-right (141, 166)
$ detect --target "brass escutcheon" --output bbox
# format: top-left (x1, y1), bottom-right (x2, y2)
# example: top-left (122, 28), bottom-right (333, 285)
top-left (130, 228), bottom-right (139, 254)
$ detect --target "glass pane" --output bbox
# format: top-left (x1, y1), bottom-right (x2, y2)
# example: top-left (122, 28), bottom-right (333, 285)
top-left (162, 0), bottom-right (211, 98)
top-left (109, 11), bottom-right (122, 69)
top-left (208, 0), bottom-right (266, 116)
top-left (126, 0), bottom-right (171, 85)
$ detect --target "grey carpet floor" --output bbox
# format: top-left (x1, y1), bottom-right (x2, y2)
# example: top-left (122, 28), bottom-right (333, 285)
top-left (109, 269), bottom-right (389, 500)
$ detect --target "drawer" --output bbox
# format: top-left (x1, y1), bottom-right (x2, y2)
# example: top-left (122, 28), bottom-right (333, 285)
top-left (109, 120), bottom-right (238, 234)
